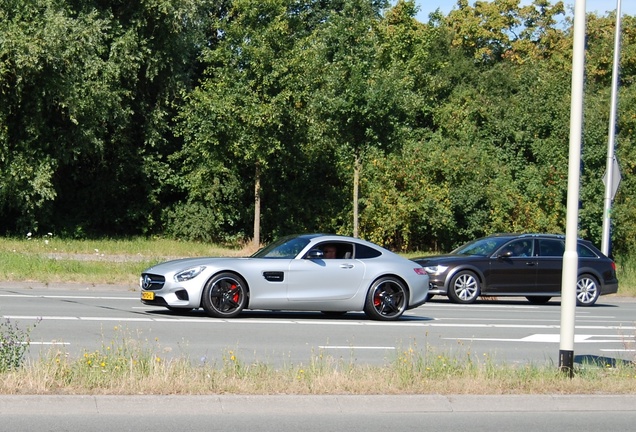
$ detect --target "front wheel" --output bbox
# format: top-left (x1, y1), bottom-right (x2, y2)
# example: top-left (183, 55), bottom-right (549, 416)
top-left (447, 271), bottom-right (480, 304)
top-left (201, 272), bottom-right (248, 318)
top-left (576, 274), bottom-right (600, 306)
top-left (363, 277), bottom-right (408, 321)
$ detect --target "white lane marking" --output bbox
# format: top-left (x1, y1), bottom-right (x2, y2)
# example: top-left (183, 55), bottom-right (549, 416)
top-left (319, 346), bottom-right (396, 350)
top-left (601, 349), bottom-right (636, 352)
top-left (447, 334), bottom-right (635, 343)
top-left (0, 294), bottom-right (136, 300)
top-left (29, 342), bottom-right (70, 346)
top-left (4, 315), bottom-right (636, 333)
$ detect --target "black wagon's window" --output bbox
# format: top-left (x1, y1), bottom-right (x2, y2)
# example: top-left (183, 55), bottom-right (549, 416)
top-left (538, 239), bottom-right (565, 257)
top-left (577, 244), bottom-right (598, 258)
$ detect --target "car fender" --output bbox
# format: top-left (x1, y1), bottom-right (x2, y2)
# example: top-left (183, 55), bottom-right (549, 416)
top-left (443, 264), bottom-right (487, 292)
top-left (576, 265), bottom-right (603, 285)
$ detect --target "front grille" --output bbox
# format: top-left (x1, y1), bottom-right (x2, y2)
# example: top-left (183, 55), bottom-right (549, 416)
top-left (141, 273), bottom-right (165, 290)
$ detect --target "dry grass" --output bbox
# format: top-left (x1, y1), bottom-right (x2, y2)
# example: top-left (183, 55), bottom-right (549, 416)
top-left (2, 350), bottom-right (635, 396)
top-left (1, 327), bottom-right (635, 395)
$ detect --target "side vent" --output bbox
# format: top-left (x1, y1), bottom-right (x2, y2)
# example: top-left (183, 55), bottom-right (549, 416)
top-left (263, 271), bottom-right (284, 282)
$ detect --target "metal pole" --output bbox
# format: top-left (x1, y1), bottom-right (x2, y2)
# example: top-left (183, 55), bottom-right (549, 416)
top-left (559, 0), bottom-right (586, 378)
top-left (601, 0), bottom-right (623, 257)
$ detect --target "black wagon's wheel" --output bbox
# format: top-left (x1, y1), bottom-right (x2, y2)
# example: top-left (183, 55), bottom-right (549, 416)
top-left (201, 272), bottom-right (248, 318)
top-left (363, 276), bottom-right (408, 321)
top-left (447, 271), bottom-right (480, 304)
top-left (576, 274), bottom-right (600, 306)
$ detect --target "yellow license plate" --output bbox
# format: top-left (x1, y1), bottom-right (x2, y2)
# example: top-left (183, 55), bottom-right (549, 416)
top-left (141, 291), bottom-right (155, 301)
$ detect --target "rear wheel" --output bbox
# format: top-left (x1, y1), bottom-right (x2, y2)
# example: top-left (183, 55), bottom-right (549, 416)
top-left (447, 271), bottom-right (480, 304)
top-left (576, 274), bottom-right (600, 306)
top-left (201, 272), bottom-right (248, 318)
top-left (363, 277), bottom-right (408, 321)
top-left (526, 296), bottom-right (552, 304)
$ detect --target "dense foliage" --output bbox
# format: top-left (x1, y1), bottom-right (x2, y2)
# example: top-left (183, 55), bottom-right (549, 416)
top-left (1, 0), bottom-right (634, 255)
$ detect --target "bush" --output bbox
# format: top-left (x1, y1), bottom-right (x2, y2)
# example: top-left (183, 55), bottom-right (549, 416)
top-left (0, 318), bottom-right (39, 372)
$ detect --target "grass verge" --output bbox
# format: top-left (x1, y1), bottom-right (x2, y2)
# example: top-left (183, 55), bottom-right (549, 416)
top-left (2, 236), bottom-right (635, 294)
top-left (1, 326), bottom-right (635, 395)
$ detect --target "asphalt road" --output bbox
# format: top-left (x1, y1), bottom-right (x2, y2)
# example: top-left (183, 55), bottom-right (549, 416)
top-left (2, 283), bottom-right (636, 430)
top-left (1, 282), bottom-right (635, 367)
top-left (1, 394), bottom-right (636, 432)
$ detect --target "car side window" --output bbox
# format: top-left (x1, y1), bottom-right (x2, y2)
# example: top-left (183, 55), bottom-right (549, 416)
top-left (315, 242), bottom-right (354, 259)
top-left (354, 244), bottom-right (381, 259)
top-left (577, 244), bottom-right (598, 258)
top-left (538, 239), bottom-right (565, 257)
top-left (503, 240), bottom-right (533, 257)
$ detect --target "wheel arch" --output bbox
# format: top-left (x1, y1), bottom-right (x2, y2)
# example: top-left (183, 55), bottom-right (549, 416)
top-left (369, 273), bottom-right (411, 299)
top-left (202, 270), bottom-right (252, 308)
top-left (577, 267), bottom-right (602, 285)
top-left (443, 266), bottom-right (485, 293)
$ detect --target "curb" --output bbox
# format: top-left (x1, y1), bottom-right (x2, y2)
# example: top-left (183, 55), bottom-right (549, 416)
top-left (2, 394), bottom-right (635, 415)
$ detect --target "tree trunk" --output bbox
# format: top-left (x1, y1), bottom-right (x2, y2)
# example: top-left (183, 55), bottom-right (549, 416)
top-left (353, 153), bottom-right (360, 238)
top-left (253, 163), bottom-right (261, 249)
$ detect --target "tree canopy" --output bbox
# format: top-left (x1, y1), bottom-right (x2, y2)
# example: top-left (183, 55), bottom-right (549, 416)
top-left (1, 0), bottom-right (635, 257)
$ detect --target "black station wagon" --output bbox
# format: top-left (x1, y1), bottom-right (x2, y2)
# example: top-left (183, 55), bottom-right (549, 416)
top-left (412, 233), bottom-right (618, 306)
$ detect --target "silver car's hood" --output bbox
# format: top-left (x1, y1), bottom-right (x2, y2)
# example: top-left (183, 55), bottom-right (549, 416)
top-left (143, 257), bottom-right (245, 274)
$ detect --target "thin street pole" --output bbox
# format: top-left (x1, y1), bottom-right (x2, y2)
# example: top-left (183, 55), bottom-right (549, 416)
top-left (559, 0), bottom-right (586, 378)
top-left (601, 0), bottom-right (623, 257)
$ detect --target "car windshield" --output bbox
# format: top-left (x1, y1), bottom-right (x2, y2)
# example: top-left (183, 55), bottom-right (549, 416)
top-left (452, 237), bottom-right (512, 256)
top-left (252, 236), bottom-right (312, 259)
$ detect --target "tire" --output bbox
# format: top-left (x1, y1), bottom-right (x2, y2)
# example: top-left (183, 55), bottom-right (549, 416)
top-left (201, 272), bottom-right (248, 318)
top-left (576, 274), bottom-right (600, 306)
top-left (447, 271), bottom-right (480, 304)
top-left (526, 296), bottom-right (552, 304)
top-left (363, 276), bottom-right (408, 321)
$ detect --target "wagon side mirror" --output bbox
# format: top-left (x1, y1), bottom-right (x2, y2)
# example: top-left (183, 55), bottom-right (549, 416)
top-left (498, 250), bottom-right (513, 259)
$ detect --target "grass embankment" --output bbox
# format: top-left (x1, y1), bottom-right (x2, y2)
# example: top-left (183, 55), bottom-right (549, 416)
top-left (2, 236), bottom-right (636, 294)
top-left (1, 236), bottom-right (636, 394)
top-left (0, 236), bottom-right (250, 286)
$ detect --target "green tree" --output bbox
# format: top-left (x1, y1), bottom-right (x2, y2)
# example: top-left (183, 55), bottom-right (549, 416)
top-left (0, 0), bottom-right (213, 237)
top-left (304, 0), bottom-right (415, 238)
top-left (176, 0), bottom-right (319, 245)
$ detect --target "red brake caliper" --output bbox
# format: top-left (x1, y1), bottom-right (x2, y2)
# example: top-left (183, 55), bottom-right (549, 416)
top-left (373, 290), bottom-right (382, 307)
top-left (230, 284), bottom-right (239, 303)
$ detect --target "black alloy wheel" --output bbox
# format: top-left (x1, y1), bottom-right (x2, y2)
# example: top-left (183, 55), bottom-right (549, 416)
top-left (201, 272), bottom-right (248, 318)
top-left (364, 276), bottom-right (408, 321)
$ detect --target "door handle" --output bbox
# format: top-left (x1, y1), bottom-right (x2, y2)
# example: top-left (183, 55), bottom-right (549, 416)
top-left (340, 264), bottom-right (354, 269)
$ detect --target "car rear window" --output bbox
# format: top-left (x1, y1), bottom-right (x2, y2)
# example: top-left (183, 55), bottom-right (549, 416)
top-left (354, 244), bottom-right (382, 259)
top-left (577, 244), bottom-right (598, 258)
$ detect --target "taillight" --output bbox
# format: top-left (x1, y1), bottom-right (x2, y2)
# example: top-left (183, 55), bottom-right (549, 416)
top-left (413, 267), bottom-right (427, 275)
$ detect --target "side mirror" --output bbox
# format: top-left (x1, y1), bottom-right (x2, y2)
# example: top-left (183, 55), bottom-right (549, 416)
top-left (306, 249), bottom-right (324, 259)
top-left (498, 250), bottom-right (513, 259)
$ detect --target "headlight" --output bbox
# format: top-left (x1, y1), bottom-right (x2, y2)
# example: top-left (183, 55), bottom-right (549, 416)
top-left (424, 265), bottom-right (448, 275)
top-left (174, 266), bottom-right (206, 282)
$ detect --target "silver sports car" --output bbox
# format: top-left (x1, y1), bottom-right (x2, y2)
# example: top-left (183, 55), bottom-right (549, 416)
top-left (140, 234), bottom-right (429, 320)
